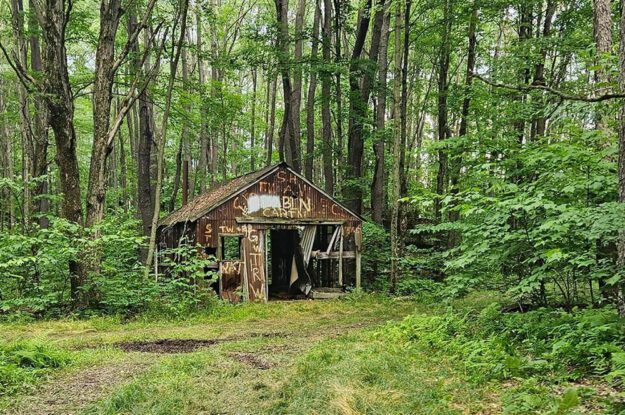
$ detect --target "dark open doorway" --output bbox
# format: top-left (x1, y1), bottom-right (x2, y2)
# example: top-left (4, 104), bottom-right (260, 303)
top-left (266, 224), bottom-right (346, 299)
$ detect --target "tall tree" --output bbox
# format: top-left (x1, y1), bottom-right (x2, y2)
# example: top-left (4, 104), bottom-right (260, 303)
top-left (434, 0), bottom-right (452, 222)
top-left (344, 0), bottom-right (381, 215)
top-left (448, 0), bottom-right (477, 245)
top-left (197, 6), bottom-right (210, 193)
top-left (27, 0), bottom-right (49, 228)
top-left (371, 10), bottom-right (391, 224)
top-left (321, 0), bottom-right (334, 193)
top-left (305, 0), bottom-right (322, 179)
top-left (274, 0), bottom-right (300, 170)
top-left (390, 0), bottom-right (403, 293)
top-left (145, 0), bottom-right (190, 272)
top-left (86, 0), bottom-right (157, 228)
top-left (617, 0), bottom-right (625, 316)
top-left (250, 69), bottom-right (258, 171)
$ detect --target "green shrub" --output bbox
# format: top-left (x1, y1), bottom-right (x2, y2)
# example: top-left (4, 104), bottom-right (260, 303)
top-left (0, 342), bottom-right (70, 395)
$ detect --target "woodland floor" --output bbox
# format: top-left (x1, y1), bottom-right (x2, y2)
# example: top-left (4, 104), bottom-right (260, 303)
top-left (0, 298), bottom-right (502, 415)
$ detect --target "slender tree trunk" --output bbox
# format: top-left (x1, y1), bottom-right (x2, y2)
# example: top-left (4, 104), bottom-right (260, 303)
top-left (333, 0), bottom-right (343, 182)
top-left (616, 0), bottom-right (625, 316)
top-left (28, 0), bottom-right (49, 228)
top-left (447, 0), bottom-right (477, 248)
top-left (399, 0), bottom-right (411, 198)
top-left (0, 80), bottom-right (15, 229)
top-left (617, 0), bottom-right (625, 317)
top-left (251, 69), bottom-right (257, 171)
top-left (10, 0), bottom-right (32, 229)
top-left (209, 0), bottom-right (219, 182)
top-left (292, 0), bottom-right (306, 165)
top-left (170, 41), bottom-right (190, 211)
top-left (305, 0), bottom-right (321, 180)
top-left (390, 0), bottom-right (403, 294)
top-left (371, 10), bottom-right (391, 224)
top-left (118, 108), bottom-right (128, 212)
top-left (434, 0), bottom-right (451, 223)
top-left (266, 71), bottom-right (277, 166)
top-left (532, 0), bottom-right (556, 139)
top-left (145, 0), bottom-right (189, 273)
top-left (197, 7), bottom-right (209, 192)
top-left (514, 4), bottom-right (533, 146)
top-left (321, 0), bottom-right (334, 194)
top-left (594, 0), bottom-right (612, 97)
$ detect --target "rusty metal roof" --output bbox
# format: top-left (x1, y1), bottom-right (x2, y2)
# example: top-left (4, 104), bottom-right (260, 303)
top-left (158, 162), bottom-right (363, 228)
top-left (159, 163), bottom-right (283, 228)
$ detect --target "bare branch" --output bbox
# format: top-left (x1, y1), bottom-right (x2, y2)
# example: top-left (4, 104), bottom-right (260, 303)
top-left (473, 73), bottom-right (625, 103)
top-left (0, 40), bottom-right (39, 92)
top-left (64, 0), bottom-right (73, 35)
top-left (106, 23), bottom-right (167, 151)
top-left (112, 0), bottom-right (158, 73)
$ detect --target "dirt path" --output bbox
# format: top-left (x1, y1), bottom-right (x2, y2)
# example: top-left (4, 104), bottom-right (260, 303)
top-left (7, 358), bottom-right (155, 415)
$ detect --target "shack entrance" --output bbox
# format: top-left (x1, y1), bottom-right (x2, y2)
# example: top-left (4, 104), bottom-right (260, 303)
top-left (265, 223), bottom-right (348, 300)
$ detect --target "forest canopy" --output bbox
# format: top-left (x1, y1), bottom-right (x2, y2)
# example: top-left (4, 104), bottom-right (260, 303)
top-left (1, 0), bottom-right (625, 319)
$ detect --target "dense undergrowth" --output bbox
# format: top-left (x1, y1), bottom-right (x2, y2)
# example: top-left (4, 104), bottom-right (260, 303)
top-left (0, 342), bottom-right (70, 396)
top-left (274, 293), bottom-right (625, 414)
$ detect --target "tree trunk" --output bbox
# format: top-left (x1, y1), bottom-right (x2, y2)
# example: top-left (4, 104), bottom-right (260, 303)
top-left (197, 7), bottom-right (209, 193)
top-left (266, 71), bottom-right (277, 166)
top-left (170, 40), bottom-right (190, 211)
top-left (209, 0), bottom-right (219, 183)
top-left (594, 0), bottom-right (612, 95)
top-left (137, 26), bottom-right (156, 237)
top-left (344, 0), bottom-right (378, 215)
top-left (10, 0), bottom-right (32, 229)
top-left (86, 0), bottom-right (124, 228)
top-left (333, 0), bottom-right (343, 182)
top-left (447, 0), bottom-right (477, 247)
top-left (305, 0), bottom-right (321, 180)
top-left (321, 0), bottom-right (334, 194)
top-left (292, 0), bottom-right (306, 166)
top-left (616, 0), bottom-right (625, 316)
top-left (371, 10), bottom-right (391, 224)
top-left (399, 0), bottom-right (411, 198)
top-left (0, 79), bottom-right (15, 229)
top-left (37, 0), bottom-right (84, 300)
top-left (531, 0), bottom-right (556, 139)
top-left (28, 0), bottom-right (49, 228)
top-left (390, 0), bottom-right (404, 294)
top-left (251, 69), bottom-right (257, 171)
top-left (274, 0), bottom-right (301, 170)
top-left (145, 0), bottom-right (189, 273)
top-left (434, 0), bottom-right (451, 223)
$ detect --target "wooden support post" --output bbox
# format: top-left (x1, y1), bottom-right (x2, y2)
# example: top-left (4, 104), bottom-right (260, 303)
top-left (355, 226), bottom-right (362, 289)
top-left (154, 244), bottom-right (159, 282)
top-left (338, 226), bottom-right (344, 286)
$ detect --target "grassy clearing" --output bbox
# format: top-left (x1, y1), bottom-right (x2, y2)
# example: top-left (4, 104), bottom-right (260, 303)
top-left (1, 293), bottom-right (622, 414)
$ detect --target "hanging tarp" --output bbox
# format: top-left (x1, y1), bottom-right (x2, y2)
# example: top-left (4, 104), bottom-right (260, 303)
top-left (289, 226), bottom-right (317, 295)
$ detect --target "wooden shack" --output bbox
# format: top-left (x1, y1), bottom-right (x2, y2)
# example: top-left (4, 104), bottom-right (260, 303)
top-left (157, 162), bottom-right (363, 302)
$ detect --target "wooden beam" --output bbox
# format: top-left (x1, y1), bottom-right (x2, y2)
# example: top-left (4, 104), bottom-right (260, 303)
top-left (326, 226), bottom-right (341, 255)
top-left (355, 227), bottom-right (362, 289)
top-left (312, 251), bottom-right (355, 259)
top-left (236, 217), bottom-right (345, 225)
top-left (338, 226), bottom-right (344, 286)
